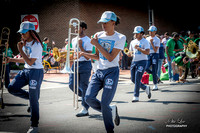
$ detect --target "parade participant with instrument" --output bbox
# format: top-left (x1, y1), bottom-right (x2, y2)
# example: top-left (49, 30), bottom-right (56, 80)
top-left (184, 31), bottom-right (195, 50)
top-left (68, 21), bottom-right (93, 117)
top-left (0, 27), bottom-right (10, 109)
top-left (128, 26), bottom-right (151, 102)
top-left (145, 26), bottom-right (160, 91)
top-left (7, 21), bottom-right (43, 133)
top-left (80, 11), bottom-right (126, 133)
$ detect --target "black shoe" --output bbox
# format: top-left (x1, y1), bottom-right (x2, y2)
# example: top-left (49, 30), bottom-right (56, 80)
top-left (114, 106), bottom-right (120, 126)
top-left (157, 79), bottom-right (163, 84)
top-left (27, 106), bottom-right (31, 113)
top-left (152, 88), bottom-right (158, 91)
top-left (132, 100), bottom-right (139, 102)
top-left (76, 112), bottom-right (89, 117)
top-left (148, 89), bottom-right (151, 99)
top-left (145, 86), bottom-right (151, 99)
top-left (111, 105), bottom-right (120, 126)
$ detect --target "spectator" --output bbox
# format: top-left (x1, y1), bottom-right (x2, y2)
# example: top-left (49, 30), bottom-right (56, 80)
top-left (42, 37), bottom-right (49, 56)
top-left (156, 34), bottom-right (164, 83)
top-left (165, 33), bottom-right (180, 81)
top-left (162, 32), bottom-right (171, 49)
top-left (184, 31), bottom-right (195, 49)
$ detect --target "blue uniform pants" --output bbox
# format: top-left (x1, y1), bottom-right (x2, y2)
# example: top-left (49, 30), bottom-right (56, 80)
top-left (7, 69), bottom-right (43, 127)
top-left (146, 53), bottom-right (159, 84)
top-left (130, 60), bottom-right (147, 97)
top-left (166, 56), bottom-right (175, 79)
top-left (85, 67), bottom-right (119, 133)
top-left (69, 61), bottom-right (92, 110)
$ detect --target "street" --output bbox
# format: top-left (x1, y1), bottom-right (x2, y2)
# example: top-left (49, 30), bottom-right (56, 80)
top-left (0, 70), bottom-right (200, 133)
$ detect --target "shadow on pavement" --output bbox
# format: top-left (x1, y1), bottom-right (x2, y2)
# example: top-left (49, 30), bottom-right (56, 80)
top-left (4, 103), bottom-right (28, 107)
top-left (120, 116), bottom-right (155, 122)
top-left (146, 99), bottom-right (200, 105)
top-left (161, 90), bottom-right (200, 93)
top-left (112, 101), bottom-right (128, 104)
top-left (43, 79), bottom-right (68, 84)
top-left (88, 114), bottom-right (155, 122)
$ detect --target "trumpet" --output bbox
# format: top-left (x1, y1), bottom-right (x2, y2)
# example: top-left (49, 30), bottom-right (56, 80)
top-left (0, 27), bottom-right (10, 109)
top-left (61, 18), bottom-right (80, 110)
top-left (124, 48), bottom-right (134, 55)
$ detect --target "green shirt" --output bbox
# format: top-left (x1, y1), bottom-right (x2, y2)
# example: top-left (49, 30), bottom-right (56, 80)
top-left (42, 42), bottom-right (48, 56)
top-left (92, 46), bottom-right (96, 62)
top-left (194, 38), bottom-right (200, 44)
top-left (4, 47), bottom-right (13, 57)
top-left (174, 39), bottom-right (184, 54)
top-left (173, 56), bottom-right (190, 68)
top-left (66, 43), bottom-right (72, 50)
top-left (124, 41), bottom-right (128, 48)
top-left (184, 37), bottom-right (195, 46)
top-left (165, 38), bottom-right (175, 57)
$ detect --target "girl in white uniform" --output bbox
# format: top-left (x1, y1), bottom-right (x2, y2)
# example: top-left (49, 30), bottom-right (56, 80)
top-left (80, 11), bottom-right (126, 133)
top-left (8, 21), bottom-right (43, 133)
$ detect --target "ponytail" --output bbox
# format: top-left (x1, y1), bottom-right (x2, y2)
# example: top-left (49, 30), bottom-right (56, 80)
top-left (115, 16), bottom-right (120, 25)
top-left (30, 30), bottom-right (42, 45)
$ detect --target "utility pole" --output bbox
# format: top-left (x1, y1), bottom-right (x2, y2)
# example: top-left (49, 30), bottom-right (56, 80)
top-left (148, 0), bottom-right (154, 26)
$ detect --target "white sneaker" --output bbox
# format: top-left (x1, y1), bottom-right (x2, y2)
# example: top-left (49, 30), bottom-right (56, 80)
top-left (78, 97), bottom-right (82, 101)
top-left (132, 97), bottom-right (139, 102)
top-left (76, 107), bottom-right (89, 117)
top-left (145, 86), bottom-right (151, 99)
top-left (152, 84), bottom-right (158, 91)
top-left (27, 127), bottom-right (38, 133)
top-left (110, 105), bottom-right (120, 126)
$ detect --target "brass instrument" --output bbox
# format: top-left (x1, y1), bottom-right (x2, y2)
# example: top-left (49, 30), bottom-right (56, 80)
top-left (0, 27), bottom-right (10, 109)
top-left (53, 47), bottom-right (60, 61)
top-left (52, 47), bottom-right (74, 62)
top-left (124, 48), bottom-right (134, 55)
top-left (61, 18), bottom-right (80, 110)
top-left (186, 40), bottom-right (198, 59)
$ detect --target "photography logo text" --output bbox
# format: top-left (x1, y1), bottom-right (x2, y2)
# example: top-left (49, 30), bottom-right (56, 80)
top-left (165, 118), bottom-right (187, 128)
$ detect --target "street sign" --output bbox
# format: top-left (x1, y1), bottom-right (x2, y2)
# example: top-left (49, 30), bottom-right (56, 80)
top-left (21, 14), bottom-right (40, 33)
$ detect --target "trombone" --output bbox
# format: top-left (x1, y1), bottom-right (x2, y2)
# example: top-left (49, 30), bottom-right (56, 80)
top-left (61, 18), bottom-right (80, 110)
top-left (0, 27), bottom-right (10, 109)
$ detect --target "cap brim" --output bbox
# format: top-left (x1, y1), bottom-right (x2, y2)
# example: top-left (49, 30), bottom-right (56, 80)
top-left (133, 31), bottom-right (141, 34)
top-left (148, 30), bottom-right (156, 32)
top-left (17, 29), bottom-right (29, 33)
top-left (97, 18), bottom-right (111, 23)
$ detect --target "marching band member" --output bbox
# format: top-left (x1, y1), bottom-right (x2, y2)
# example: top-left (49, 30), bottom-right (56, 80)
top-left (128, 26), bottom-right (151, 102)
top-left (7, 21), bottom-right (43, 133)
top-left (80, 11), bottom-right (126, 133)
top-left (145, 26), bottom-right (160, 91)
top-left (68, 21), bottom-right (93, 117)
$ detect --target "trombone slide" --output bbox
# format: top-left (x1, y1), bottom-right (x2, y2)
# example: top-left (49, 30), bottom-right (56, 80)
top-left (0, 27), bottom-right (10, 109)
top-left (61, 18), bottom-right (80, 110)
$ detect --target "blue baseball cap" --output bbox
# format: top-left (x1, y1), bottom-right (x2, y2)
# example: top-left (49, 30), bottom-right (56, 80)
top-left (148, 26), bottom-right (157, 32)
top-left (97, 11), bottom-right (117, 23)
top-left (18, 21), bottom-right (35, 33)
top-left (133, 26), bottom-right (144, 34)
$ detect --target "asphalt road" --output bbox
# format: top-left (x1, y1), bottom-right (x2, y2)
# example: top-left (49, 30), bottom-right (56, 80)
top-left (0, 73), bottom-right (200, 133)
